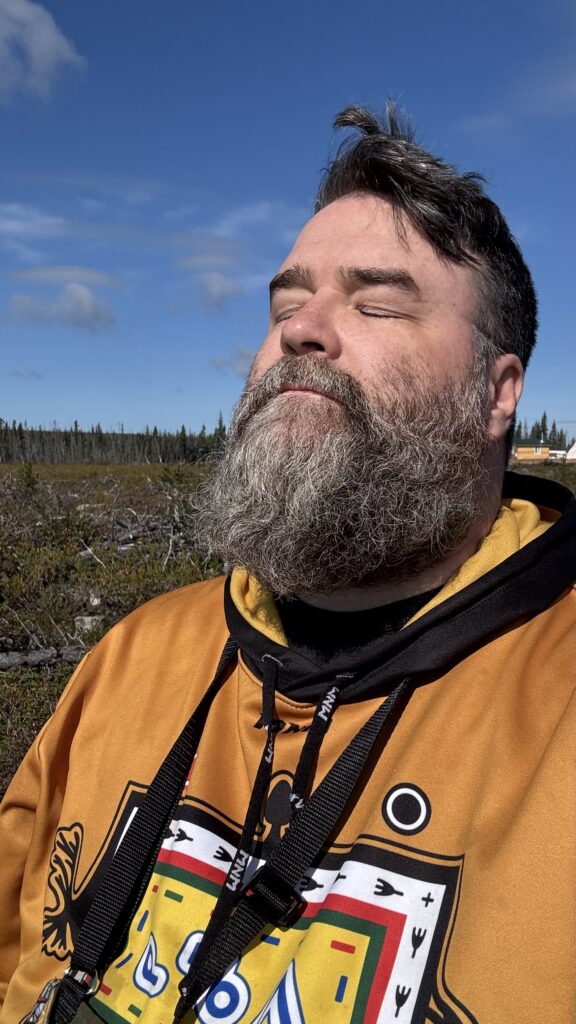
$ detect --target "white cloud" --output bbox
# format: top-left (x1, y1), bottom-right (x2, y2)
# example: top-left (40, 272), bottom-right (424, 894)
top-left (23, 171), bottom-right (162, 206)
top-left (121, 184), bottom-right (155, 207)
top-left (453, 113), bottom-right (507, 136)
top-left (69, 173), bottom-right (159, 206)
top-left (211, 201), bottom-right (308, 241)
top-left (0, 202), bottom-right (65, 261)
top-left (10, 282), bottom-right (115, 331)
top-left (529, 67), bottom-right (576, 115)
top-left (12, 265), bottom-right (120, 287)
top-left (212, 201), bottom-right (275, 238)
top-left (241, 271), bottom-right (274, 292)
top-left (2, 237), bottom-right (45, 262)
top-left (197, 272), bottom-right (240, 312)
top-left (211, 346), bottom-right (256, 378)
top-left (453, 62), bottom-right (576, 141)
top-left (162, 204), bottom-right (199, 223)
top-left (174, 202), bottom-right (308, 313)
top-left (79, 197), bottom-right (107, 215)
top-left (0, 0), bottom-right (85, 103)
top-left (177, 233), bottom-right (246, 271)
top-left (0, 201), bottom-right (64, 238)
top-left (7, 368), bottom-right (44, 379)
top-left (175, 200), bottom-right (307, 271)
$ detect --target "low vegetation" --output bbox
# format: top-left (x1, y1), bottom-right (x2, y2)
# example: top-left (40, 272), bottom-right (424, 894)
top-left (1, 459), bottom-right (575, 796)
top-left (0, 462), bottom-right (218, 793)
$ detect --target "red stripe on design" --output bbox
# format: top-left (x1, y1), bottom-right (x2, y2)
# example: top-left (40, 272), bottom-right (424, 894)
top-left (323, 894), bottom-right (407, 1024)
top-left (331, 940), bottom-right (356, 954)
top-left (157, 848), bottom-right (228, 886)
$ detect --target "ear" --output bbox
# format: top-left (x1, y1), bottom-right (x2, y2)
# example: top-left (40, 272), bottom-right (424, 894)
top-left (488, 354), bottom-right (524, 441)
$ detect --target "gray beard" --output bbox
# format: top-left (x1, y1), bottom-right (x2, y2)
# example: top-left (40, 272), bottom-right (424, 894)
top-left (195, 355), bottom-right (493, 596)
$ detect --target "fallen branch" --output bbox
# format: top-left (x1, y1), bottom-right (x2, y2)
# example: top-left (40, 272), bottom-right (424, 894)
top-left (0, 647), bottom-right (85, 671)
top-left (80, 540), bottom-right (107, 569)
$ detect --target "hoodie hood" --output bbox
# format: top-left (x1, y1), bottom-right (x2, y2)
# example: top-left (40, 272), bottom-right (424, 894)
top-left (225, 472), bottom-right (576, 703)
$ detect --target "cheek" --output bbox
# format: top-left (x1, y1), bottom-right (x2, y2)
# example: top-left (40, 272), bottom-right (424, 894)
top-left (249, 334), bottom-right (282, 383)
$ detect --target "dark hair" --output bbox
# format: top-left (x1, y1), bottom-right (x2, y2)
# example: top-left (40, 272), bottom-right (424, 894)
top-left (315, 103), bottom-right (537, 369)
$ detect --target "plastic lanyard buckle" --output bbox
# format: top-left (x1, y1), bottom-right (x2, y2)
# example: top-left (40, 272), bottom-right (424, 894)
top-left (243, 862), bottom-right (306, 928)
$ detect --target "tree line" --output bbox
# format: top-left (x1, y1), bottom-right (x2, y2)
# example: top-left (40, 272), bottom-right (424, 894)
top-left (513, 412), bottom-right (573, 451)
top-left (0, 415), bottom-right (227, 464)
top-left (1, 410), bottom-right (573, 464)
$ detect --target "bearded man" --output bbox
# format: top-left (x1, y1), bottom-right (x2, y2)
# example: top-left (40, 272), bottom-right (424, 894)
top-left (1, 105), bottom-right (575, 1024)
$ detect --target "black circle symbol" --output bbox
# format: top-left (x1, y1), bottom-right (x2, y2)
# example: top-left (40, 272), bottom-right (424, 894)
top-left (382, 783), bottom-right (431, 835)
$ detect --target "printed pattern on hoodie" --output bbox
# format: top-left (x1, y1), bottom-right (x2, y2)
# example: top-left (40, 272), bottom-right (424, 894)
top-left (86, 780), bottom-right (473, 1024)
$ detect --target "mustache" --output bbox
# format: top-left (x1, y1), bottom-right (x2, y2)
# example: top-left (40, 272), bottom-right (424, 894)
top-left (232, 356), bottom-right (372, 437)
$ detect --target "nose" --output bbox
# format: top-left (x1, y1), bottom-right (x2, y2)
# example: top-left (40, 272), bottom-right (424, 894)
top-left (280, 297), bottom-right (341, 360)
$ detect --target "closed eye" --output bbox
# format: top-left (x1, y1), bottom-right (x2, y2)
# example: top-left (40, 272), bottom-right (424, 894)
top-left (358, 306), bottom-right (405, 319)
top-left (272, 306), bottom-right (302, 323)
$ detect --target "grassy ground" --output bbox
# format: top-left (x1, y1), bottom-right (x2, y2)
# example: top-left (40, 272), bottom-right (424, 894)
top-left (510, 460), bottom-right (576, 489)
top-left (0, 663), bottom-right (72, 791)
top-left (1, 460), bottom-right (575, 796)
top-left (0, 462), bottom-right (219, 793)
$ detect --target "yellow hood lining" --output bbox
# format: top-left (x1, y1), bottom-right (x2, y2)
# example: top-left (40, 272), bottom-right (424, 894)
top-left (230, 499), bottom-right (556, 642)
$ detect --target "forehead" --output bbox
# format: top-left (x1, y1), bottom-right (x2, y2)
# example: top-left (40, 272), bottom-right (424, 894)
top-left (280, 194), bottom-right (477, 311)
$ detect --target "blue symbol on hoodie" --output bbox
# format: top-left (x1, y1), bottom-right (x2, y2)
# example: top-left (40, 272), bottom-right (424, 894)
top-left (251, 960), bottom-right (305, 1024)
top-left (177, 930), bottom-right (251, 1024)
top-left (133, 933), bottom-right (169, 996)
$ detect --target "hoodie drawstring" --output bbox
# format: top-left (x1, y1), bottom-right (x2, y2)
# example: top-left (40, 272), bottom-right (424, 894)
top-left (289, 674), bottom-right (353, 815)
top-left (176, 653), bottom-right (282, 1003)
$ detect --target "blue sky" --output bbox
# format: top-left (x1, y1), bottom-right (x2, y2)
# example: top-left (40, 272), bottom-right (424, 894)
top-left (0, 0), bottom-right (574, 436)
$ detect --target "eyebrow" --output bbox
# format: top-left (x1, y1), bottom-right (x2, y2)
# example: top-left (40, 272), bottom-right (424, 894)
top-left (269, 263), bottom-right (422, 300)
top-left (338, 265), bottom-right (422, 297)
top-left (269, 263), bottom-right (314, 298)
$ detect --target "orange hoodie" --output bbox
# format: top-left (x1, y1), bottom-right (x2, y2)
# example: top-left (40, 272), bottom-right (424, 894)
top-left (0, 473), bottom-right (575, 1024)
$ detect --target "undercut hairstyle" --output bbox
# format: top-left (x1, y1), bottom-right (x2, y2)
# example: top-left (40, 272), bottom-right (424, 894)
top-left (315, 103), bottom-right (537, 370)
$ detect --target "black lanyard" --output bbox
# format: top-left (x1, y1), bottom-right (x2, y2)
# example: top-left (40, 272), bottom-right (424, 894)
top-left (51, 637), bottom-right (410, 1024)
top-left (175, 674), bottom-right (410, 1020)
top-left (51, 638), bottom-right (239, 1024)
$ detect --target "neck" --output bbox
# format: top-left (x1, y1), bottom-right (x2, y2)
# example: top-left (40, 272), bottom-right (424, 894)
top-left (299, 458), bottom-right (505, 613)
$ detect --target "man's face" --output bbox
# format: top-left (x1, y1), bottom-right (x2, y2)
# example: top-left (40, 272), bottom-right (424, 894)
top-left (195, 197), bottom-right (495, 597)
top-left (251, 194), bottom-right (479, 399)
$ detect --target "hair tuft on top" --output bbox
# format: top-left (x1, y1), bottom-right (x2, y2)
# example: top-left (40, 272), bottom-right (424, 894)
top-left (334, 101), bottom-right (415, 142)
